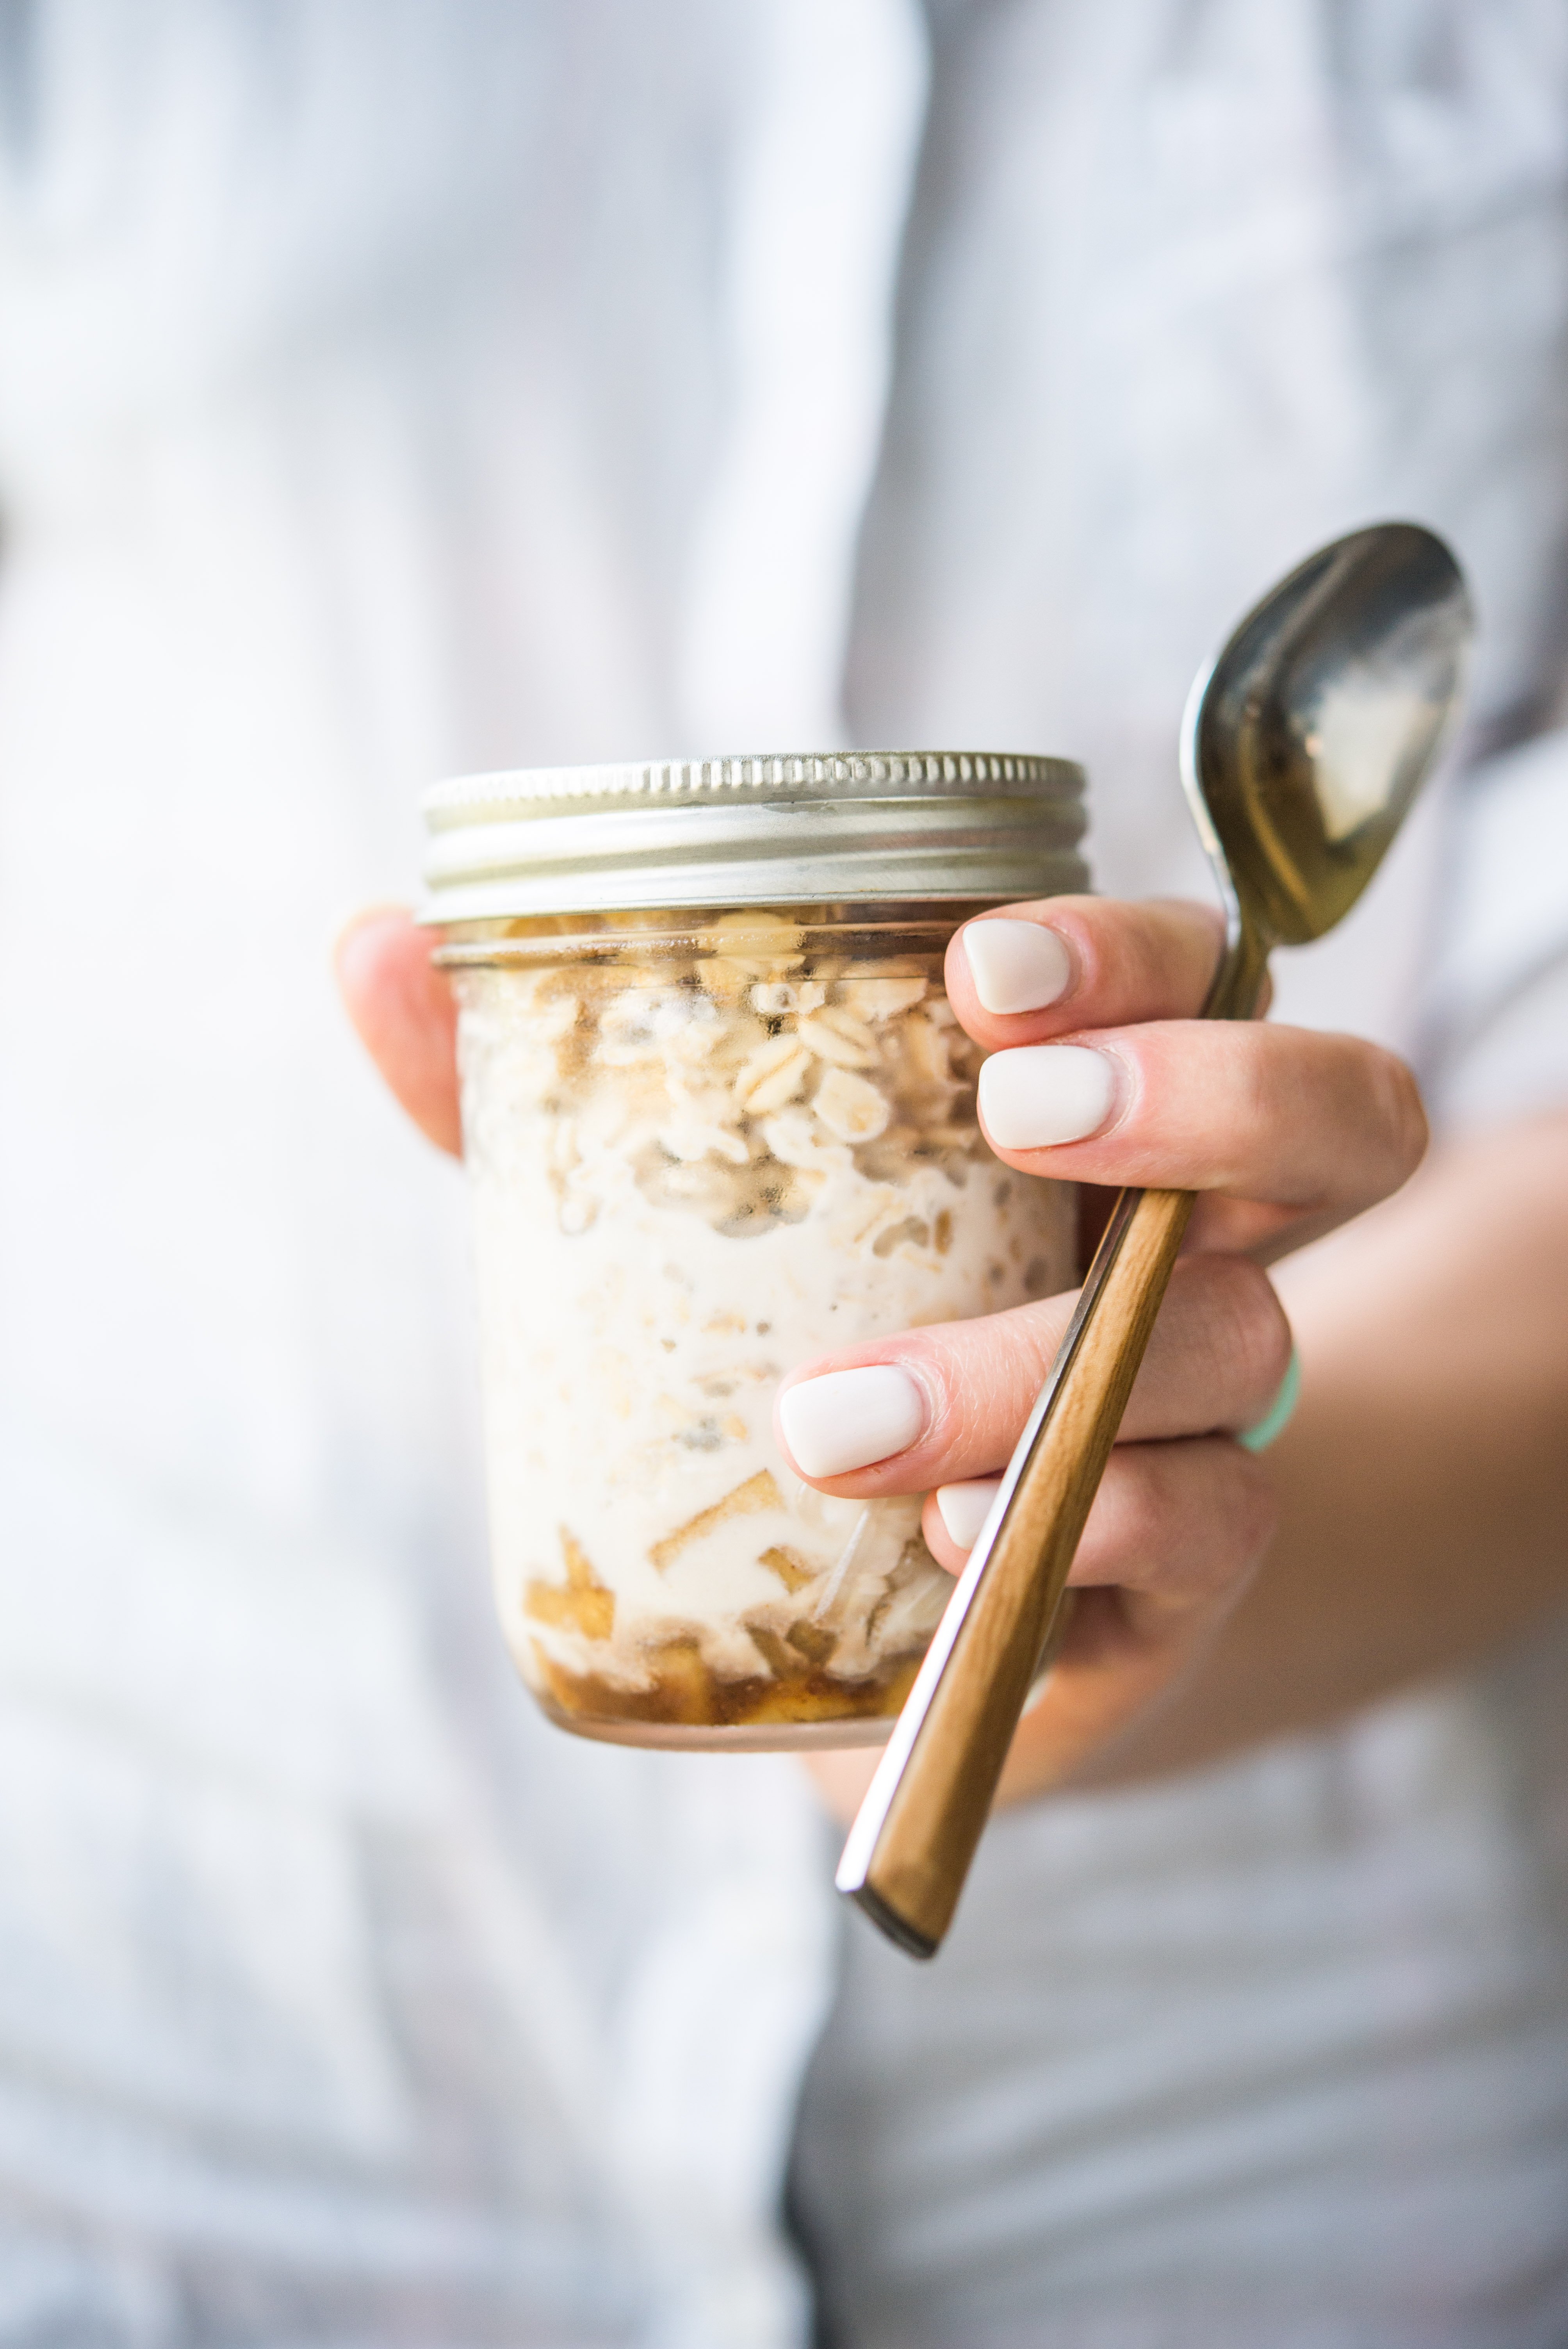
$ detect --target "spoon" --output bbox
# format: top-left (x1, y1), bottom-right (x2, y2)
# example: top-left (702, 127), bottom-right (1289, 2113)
top-left (836, 520), bottom-right (1474, 1958)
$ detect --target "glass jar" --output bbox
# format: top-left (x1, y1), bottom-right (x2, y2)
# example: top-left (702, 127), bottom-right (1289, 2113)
top-left (423, 752), bottom-right (1088, 1750)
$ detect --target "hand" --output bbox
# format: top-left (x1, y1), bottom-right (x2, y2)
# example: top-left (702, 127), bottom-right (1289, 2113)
top-left (335, 896), bottom-right (1429, 1816)
top-left (773, 896), bottom-right (1427, 1816)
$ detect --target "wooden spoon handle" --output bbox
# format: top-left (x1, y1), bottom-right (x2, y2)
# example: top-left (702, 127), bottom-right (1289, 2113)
top-left (836, 1183), bottom-right (1195, 1957)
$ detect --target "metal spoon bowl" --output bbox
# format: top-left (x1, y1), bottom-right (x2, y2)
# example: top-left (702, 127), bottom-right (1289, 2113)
top-left (1189, 522), bottom-right (1472, 1012)
top-left (836, 521), bottom-right (1473, 1958)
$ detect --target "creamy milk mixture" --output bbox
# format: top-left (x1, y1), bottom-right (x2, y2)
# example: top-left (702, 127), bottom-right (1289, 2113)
top-left (455, 914), bottom-right (1074, 1747)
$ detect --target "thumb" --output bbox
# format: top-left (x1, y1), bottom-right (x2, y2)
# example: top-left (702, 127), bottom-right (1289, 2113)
top-left (334, 906), bottom-right (462, 1156)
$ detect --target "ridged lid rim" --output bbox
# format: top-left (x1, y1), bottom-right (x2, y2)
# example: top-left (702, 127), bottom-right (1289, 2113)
top-left (422, 749), bottom-right (1084, 825)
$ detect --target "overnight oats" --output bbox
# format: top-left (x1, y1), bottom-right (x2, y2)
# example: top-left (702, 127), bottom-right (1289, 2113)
top-left (423, 753), bottom-right (1089, 1749)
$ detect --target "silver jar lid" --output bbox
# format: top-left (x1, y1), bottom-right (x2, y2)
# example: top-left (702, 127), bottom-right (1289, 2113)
top-left (420, 750), bottom-right (1087, 921)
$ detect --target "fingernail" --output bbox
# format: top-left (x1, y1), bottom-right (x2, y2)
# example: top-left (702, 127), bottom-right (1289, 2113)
top-left (962, 919), bottom-right (1073, 1014)
top-left (978, 1044), bottom-right (1118, 1149)
top-left (936, 1479), bottom-right (1001, 1550)
top-left (779, 1365), bottom-right (925, 1477)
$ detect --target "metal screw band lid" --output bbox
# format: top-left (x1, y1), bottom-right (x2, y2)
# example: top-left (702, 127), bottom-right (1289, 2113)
top-left (420, 749), bottom-right (1089, 921)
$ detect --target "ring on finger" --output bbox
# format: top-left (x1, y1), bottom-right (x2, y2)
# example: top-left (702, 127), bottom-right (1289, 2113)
top-left (1237, 1345), bottom-right (1301, 1454)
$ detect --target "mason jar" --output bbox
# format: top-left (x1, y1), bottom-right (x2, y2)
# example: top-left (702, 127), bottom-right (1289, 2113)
top-left (422, 751), bottom-right (1088, 1750)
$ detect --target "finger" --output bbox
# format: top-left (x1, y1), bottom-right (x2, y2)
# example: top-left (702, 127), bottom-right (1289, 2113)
top-left (774, 1253), bottom-right (1290, 1495)
top-left (943, 1440), bottom-right (1272, 1807)
top-left (799, 1438), bottom-right (1272, 1827)
top-left (1071, 1436), bottom-right (1275, 1608)
top-left (946, 895), bottom-right (1225, 1044)
top-left (802, 1439), bottom-right (1270, 1824)
top-left (922, 1436), bottom-right (1275, 1613)
top-left (334, 906), bottom-right (462, 1156)
top-left (975, 1019), bottom-right (1427, 1223)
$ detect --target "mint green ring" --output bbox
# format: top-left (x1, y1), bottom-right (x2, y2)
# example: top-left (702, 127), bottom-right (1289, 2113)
top-left (1238, 1346), bottom-right (1301, 1454)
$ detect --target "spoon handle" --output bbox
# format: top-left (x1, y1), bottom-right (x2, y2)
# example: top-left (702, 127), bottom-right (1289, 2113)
top-left (835, 1180), bottom-right (1194, 1957)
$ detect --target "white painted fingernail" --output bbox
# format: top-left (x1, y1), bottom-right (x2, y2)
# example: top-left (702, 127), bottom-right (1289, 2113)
top-left (962, 919), bottom-right (1073, 1014)
top-left (779, 1365), bottom-right (926, 1477)
top-left (936, 1479), bottom-right (1001, 1550)
top-left (978, 1045), bottom-right (1118, 1149)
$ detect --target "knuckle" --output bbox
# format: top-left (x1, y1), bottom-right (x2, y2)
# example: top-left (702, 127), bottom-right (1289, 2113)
top-left (1237, 1262), bottom-right (1292, 1400)
top-left (1178, 1253), bottom-right (1292, 1417)
top-left (907, 1293), bottom-right (1070, 1465)
top-left (979, 1296), bottom-right (1073, 1410)
top-left (1384, 1055), bottom-right (1430, 1180)
top-left (1357, 1044), bottom-right (1429, 1190)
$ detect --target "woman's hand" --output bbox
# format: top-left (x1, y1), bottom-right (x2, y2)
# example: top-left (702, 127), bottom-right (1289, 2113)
top-left (335, 894), bottom-right (1431, 1815)
top-left (773, 895), bottom-right (1427, 1813)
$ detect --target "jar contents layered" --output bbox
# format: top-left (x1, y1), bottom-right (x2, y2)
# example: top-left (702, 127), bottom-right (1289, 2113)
top-left (453, 909), bottom-right (1075, 1748)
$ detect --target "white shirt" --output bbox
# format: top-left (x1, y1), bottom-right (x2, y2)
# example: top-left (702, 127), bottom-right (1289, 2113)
top-left (2, 4), bottom-right (1567, 2344)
